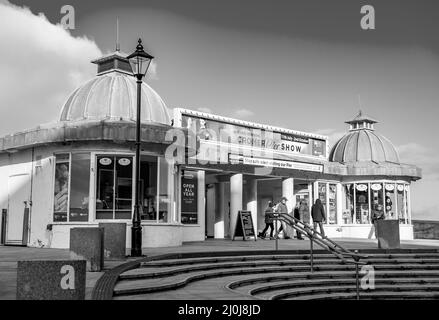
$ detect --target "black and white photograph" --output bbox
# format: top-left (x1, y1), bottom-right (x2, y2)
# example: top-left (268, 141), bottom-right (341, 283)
top-left (0, 0), bottom-right (439, 312)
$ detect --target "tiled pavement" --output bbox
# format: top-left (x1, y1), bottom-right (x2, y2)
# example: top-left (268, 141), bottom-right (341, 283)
top-left (1, 237), bottom-right (439, 300)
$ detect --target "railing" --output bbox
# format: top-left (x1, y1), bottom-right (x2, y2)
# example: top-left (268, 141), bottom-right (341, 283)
top-left (273, 213), bottom-right (368, 300)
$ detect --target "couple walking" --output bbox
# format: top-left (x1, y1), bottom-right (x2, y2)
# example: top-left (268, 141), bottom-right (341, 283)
top-left (259, 197), bottom-right (306, 240)
top-left (259, 197), bottom-right (327, 239)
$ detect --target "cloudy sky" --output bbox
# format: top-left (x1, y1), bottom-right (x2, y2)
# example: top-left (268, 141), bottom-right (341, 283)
top-left (1, 0), bottom-right (439, 220)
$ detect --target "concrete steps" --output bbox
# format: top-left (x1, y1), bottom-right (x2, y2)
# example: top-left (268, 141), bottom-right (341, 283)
top-left (112, 250), bottom-right (439, 300)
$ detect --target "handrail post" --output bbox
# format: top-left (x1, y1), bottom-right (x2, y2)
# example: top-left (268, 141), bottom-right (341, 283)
top-left (275, 217), bottom-right (278, 251)
top-left (354, 250), bottom-right (360, 300)
top-left (310, 236), bottom-right (314, 273)
top-left (355, 262), bottom-right (360, 300)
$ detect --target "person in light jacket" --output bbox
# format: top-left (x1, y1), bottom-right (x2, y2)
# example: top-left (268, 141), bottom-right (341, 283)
top-left (276, 197), bottom-right (293, 239)
top-left (311, 199), bottom-right (326, 238)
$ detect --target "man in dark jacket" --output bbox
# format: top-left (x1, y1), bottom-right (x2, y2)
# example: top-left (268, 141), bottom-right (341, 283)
top-left (259, 201), bottom-right (275, 239)
top-left (311, 199), bottom-right (326, 238)
top-left (294, 202), bottom-right (304, 240)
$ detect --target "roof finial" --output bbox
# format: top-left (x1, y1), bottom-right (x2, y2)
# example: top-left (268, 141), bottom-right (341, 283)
top-left (357, 94), bottom-right (363, 116)
top-left (116, 17), bottom-right (120, 52)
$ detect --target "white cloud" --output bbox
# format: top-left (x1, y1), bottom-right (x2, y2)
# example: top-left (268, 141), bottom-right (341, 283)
top-left (315, 128), bottom-right (345, 149)
top-left (0, 1), bottom-right (102, 136)
top-left (396, 142), bottom-right (439, 180)
top-left (233, 108), bottom-right (254, 119)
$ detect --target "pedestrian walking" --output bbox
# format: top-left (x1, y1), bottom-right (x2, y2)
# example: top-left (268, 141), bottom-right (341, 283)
top-left (294, 202), bottom-right (304, 240)
top-left (259, 201), bottom-right (275, 239)
top-left (311, 198), bottom-right (326, 238)
top-left (276, 196), bottom-right (293, 239)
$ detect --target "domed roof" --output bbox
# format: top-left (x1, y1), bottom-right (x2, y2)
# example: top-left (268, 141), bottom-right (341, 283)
top-left (329, 111), bottom-right (400, 164)
top-left (59, 52), bottom-right (171, 125)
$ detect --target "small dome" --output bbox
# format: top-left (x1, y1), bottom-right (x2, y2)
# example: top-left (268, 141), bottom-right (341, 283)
top-left (59, 69), bottom-right (170, 125)
top-left (330, 112), bottom-right (400, 164)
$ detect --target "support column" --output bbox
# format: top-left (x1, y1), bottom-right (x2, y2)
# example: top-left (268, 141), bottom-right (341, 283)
top-left (282, 178), bottom-right (295, 213)
top-left (214, 182), bottom-right (225, 238)
top-left (281, 178), bottom-right (295, 238)
top-left (336, 183), bottom-right (343, 225)
top-left (246, 179), bottom-right (258, 235)
top-left (307, 182), bottom-right (313, 224)
top-left (407, 185), bottom-right (412, 225)
top-left (197, 171), bottom-right (206, 239)
top-left (230, 174), bottom-right (243, 238)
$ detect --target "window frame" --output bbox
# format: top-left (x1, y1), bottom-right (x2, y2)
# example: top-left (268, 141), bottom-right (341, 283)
top-left (91, 151), bottom-right (175, 224)
top-left (52, 152), bottom-right (72, 223)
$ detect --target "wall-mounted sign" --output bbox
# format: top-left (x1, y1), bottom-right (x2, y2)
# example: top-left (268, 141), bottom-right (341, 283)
top-left (99, 157), bottom-right (112, 166)
top-left (118, 158), bottom-right (131, 166)
top-left (181, 171), bottom-right (198, 224)
top-left (229, 154), bottom-right (323, 173)
top-left (356, 184), bottom-right (368, 192)
top-left (371, 183), bottom-right (382, 191)
top-left (181, 114), bottom-right (327, 159)
top-left (385, 184), bottom-right (395, 191)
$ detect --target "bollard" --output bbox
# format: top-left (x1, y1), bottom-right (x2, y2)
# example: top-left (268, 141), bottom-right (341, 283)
top-left (98, 223), bottom-right (127, 260)
top-left (70, 227), bottom-right (104, 271)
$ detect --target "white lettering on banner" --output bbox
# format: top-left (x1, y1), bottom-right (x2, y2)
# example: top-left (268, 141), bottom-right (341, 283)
top-left (60, 265), bottom-right (75, 290)
top-left (230, 155), bottom-right (323, 173)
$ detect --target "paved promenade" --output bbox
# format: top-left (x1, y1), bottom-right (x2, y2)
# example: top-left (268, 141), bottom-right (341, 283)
top-left (1, 238), bottom-right (439, 300)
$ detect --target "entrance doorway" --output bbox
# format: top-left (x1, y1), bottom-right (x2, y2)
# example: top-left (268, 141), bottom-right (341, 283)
top-left (6, 173), bottom-right (31, 245)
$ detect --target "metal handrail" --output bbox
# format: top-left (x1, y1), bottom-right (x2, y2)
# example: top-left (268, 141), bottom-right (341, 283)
top-left (273, 213), bottom-right (367, 300)
top-left (279, 213), bottom-right (367, 261)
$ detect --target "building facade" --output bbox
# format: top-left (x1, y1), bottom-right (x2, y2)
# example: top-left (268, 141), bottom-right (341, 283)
top-left (0, 51), bottom-right (421, 249)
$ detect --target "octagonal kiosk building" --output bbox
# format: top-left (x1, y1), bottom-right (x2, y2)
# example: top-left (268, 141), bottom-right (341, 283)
top-left (0, 51), bottom-right (421, 249)
top-left (0, 51), bottom-right (185, 248)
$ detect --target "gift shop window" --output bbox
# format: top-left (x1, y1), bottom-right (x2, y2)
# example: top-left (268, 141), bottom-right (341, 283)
top-left (53, 153), bottom-right (91, 222)
top-left (96, 156), bottom-right (133, 220)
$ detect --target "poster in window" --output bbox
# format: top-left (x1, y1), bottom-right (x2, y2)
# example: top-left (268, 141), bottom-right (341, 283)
top-left (181, 171), bottom-right (198, 224)
top-left (54, 162), bottom-right (69, 222)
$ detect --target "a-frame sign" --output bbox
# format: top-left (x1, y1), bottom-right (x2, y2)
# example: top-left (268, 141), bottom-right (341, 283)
top-left (232, 210), bottom-right (257, 241)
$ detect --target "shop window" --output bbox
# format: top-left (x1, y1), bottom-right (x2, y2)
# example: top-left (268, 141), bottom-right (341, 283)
top-left (328, 184), bottom-right (337, 224)
top-left (140, 155), bottom-right (158, 221)
top-left (397, 184), bottom-right (406, 223)
top-left (96, 156), bottom-right (133, 220)
top-left (356, 183), bottom-right (370, 224)
top-left (370, 183), bottom-right (384, 222)
top-left (53, 154), bottom-right (70, 222)
top-left (384, 184), bottom-right (397, 220)
top-left (69, 153), bottom-right (90, 222)
top-left (342, 184), bottom-right (355, 224)
top-left (53, 153), bottom-right (91, 222)
top-left (158, 157), bottom-right (172, 223)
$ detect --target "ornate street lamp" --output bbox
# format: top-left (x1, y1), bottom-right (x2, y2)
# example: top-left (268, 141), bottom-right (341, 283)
top-left (127, 38), bottom-right (154, 257)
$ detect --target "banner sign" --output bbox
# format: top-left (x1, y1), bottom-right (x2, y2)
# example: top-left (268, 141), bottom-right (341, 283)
top-left (229, 154), bottom-right (323, 172)
top-left (181, 114), bottom-right (327, 159)
top-left (181, 171), bottom-right (198, 224)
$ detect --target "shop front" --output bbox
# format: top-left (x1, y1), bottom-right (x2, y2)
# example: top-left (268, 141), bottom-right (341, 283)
top-left (0, 50), bottom-right (422, 249)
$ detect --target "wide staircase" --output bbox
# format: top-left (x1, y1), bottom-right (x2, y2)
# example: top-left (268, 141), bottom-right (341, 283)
top-left (100, 214), bottom-right (439, 300)
top-left (109, 249), bottom-right (439, 300)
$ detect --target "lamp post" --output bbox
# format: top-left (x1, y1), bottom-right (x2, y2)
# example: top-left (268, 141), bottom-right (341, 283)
top-left (127, 38), bottom-right (154, 257)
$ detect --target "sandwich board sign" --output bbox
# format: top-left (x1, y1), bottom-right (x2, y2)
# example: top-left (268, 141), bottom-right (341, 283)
top-left (232, 210), bottom-right (256, 241)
